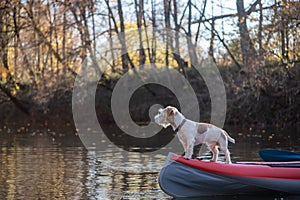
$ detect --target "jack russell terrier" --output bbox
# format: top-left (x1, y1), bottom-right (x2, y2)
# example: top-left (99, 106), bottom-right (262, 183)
top-left (154, 106), bottom-right (235, 164)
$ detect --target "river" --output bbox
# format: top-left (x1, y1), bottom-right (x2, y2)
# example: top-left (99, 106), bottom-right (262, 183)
top-left (0, 125), bottom-right (299, 199)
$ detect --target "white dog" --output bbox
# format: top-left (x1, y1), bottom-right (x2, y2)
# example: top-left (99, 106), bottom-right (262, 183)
top-left (154, 106), bottom-right (235, 164)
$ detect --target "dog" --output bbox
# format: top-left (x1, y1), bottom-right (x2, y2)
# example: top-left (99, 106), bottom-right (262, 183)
top-left (154, 106), bottom-right (235, 164)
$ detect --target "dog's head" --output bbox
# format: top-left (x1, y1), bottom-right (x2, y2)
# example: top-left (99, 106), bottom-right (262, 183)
top-left (154, 106), bottom-right (178, 128)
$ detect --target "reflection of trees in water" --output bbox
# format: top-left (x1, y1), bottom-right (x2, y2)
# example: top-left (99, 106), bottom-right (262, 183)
top-left (84, 150), bottom-right (162, 199)
top-left (0, 135), bottom-right (88, 199)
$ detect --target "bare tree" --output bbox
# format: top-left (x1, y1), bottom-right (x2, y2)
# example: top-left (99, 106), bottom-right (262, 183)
top-left (236, 0), bottom-right (258, 68)
top-left (117, 0), bottom-right (130, 71)
top-left (187, 0), bottom-right (199, 68)
top-left (171, 0), bottom-right (187, 75)
top-left (163, 0), bottom-right (171, 68)
top-left (208, 19), bottom-right (216, 63)
top-left (134, 0), bottom-right (146, 66)
top-left (0, 1), bottom-right (30, 114)
top-left (150, 0), bottom-right (157, 64)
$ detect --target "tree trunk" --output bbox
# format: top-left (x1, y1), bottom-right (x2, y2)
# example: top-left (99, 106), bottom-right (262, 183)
top-left (108, 6), bottom-right (116, 72)
top-left (172, 0), bottom-right (187, 75)
top-left (208, 19), bottom-right (216, 63)
top-left (236, 0), bottom-right (257, 68)
top-left (187, 0), bottom-right (198, 68)
top-left (150, 0), bottom-right (157, 64)
top-left (117, 0), bottom-right (129, 71)
top-left (163, 0), bottom-right (171, 68)
top-left (195, 0), bottom-right (207, 46)
top-left (257, 0), bottom-right (265, 66)
top-left (134, 0), bottom-right (146, 67)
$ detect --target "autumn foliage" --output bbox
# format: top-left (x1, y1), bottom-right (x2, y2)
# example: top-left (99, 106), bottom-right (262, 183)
top-left (0, 0), bottom-right (299, 128)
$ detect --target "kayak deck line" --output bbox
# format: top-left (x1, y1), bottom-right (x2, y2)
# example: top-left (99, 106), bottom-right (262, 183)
top-left (171, 155), bottom-right (300, 181)
top-left (236, 161), bottom-right (300, 168)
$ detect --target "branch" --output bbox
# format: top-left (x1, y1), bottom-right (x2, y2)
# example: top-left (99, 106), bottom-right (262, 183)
top-left (21, 3), bottom-right (77, 76)
top-left (192, 3), bottom-right (277, 24)
top-left (0, 84), bottom-right (30, 115)
top-left (246, 0), bottom-right (261, 16)
top-left (192, 4), bottom-right (241, 68)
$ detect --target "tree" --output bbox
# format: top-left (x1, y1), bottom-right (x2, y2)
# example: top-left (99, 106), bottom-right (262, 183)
top-left (134, 0), bottom-right (146, 66)
top-left (236, 0), bottom-right (258, 69)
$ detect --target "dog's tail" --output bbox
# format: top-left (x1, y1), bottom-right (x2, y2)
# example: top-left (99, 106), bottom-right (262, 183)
top-left (223, 130), bottom-right (235, 144)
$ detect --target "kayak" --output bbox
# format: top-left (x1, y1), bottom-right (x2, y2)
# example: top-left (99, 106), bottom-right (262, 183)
top-left (159, 153), bottom-right (300, 198)
top-left (259, 149), bottom-right (300, 162)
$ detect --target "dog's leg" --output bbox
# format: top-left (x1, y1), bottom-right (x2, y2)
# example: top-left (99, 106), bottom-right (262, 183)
top-left (210, 145), bottom-right (219, 162)
top-left (184, 140), bottom-right (194, 159)
top-left (178, 135), bottom-right (187, 157)
top-left (219, 135), bottom-right (232, 164)
top-left (182, 144), bottom-right (200, 159)
top-left (220, 147), bottom-right (232, 164)
top-left (181, 144), bottom-right (187, 157)
top-left (225, 149), bottom-right (232, 164)
top-left (193, 144), bottom-right (201, 159)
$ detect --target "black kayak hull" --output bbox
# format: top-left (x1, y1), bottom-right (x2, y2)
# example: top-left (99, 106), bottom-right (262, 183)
top-left (158, 154), bottom-right (300, 198)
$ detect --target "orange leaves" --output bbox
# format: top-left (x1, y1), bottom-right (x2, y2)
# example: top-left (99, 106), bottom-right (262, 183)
top-left (0, 67), bottom-right (9, 81)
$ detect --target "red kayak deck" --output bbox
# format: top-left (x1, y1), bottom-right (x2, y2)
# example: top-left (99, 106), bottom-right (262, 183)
top-left (172, 155), bottom-right (300, 180)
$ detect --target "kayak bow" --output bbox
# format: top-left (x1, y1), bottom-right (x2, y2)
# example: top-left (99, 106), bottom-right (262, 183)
top-left (159, 153), bottom-right (300, 198)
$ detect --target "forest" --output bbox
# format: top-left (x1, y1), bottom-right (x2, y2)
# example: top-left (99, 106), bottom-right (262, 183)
top-left (0, 0), bottom-right (299, 132)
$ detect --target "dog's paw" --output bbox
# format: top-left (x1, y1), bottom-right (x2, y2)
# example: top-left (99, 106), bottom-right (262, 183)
top-left (191, 154), bottom-right (198, 159)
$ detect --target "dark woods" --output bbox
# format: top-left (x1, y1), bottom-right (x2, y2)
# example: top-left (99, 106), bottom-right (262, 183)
top-left (0, 0), bottom-right (299, 130)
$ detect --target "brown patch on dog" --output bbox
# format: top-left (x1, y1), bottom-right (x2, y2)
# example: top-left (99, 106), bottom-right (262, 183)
top-left (197, 124), bottom-right (211, 134)
top-left (166, 107), bottom-right (176, 128)
top-left (166, 107), bottom-right (174, 116)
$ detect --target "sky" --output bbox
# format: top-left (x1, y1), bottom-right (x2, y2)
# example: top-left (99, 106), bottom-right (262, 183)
top-left (95, 0), bottom-right (277, 59)
top-left (196, 0), bottom-right (275, 56)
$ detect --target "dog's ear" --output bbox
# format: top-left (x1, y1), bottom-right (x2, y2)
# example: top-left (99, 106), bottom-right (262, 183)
top-left (167, 107), bottom-right (175, 116)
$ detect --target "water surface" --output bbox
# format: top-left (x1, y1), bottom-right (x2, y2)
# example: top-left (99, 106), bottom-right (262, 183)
top-left (0, 125), bottom-right (299, 199)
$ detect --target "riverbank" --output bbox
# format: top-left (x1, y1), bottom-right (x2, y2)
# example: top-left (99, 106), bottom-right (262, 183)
top-left (0, 64), bottom-right (298, 133)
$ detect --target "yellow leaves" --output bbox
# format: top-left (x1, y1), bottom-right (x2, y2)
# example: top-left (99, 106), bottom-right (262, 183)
top-left (15, 83), bottom-right (20, 91)
top-left (281, 0), bottom-right (300, 19)
top-left (0, 67), bottom-right (9, 81)
top-left (107, 24), bottom-right (184, 71)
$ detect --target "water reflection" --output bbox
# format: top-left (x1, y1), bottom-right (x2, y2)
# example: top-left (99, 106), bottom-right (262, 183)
top-left (85, 150), bottom-right (169, 199)
top-left (0, 125), bottom-right (299, 199)
top-left (0, 132), bottom-right (169, 199)
top-left (0, 145), bottom-right (88, 199)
